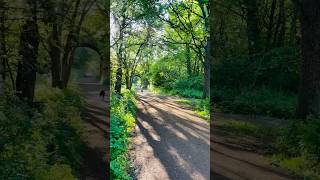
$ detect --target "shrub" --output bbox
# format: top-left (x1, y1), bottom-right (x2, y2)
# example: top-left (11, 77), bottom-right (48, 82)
top-left (274, 116), bottom-right (320, 178)
top-left (213, 87), bottom-right (297, 119)
top-left (0, 86), bottom-right (85, 179)
top-left (110, 90), bottom-right (136, 180)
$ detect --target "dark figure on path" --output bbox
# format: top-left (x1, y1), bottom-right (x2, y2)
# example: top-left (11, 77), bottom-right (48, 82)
top-left (99, 90), bottom-right (105, 100)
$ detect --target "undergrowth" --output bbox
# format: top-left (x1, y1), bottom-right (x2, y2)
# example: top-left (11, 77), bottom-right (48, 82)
top-left (110, 90), bottom-right (136, 180)
top-left (0, 85), bottom-right (85, 179)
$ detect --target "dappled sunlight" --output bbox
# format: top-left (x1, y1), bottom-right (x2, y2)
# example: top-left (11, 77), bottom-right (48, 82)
top-left (141, 119), bottom-right (161, 142)
top-left (132, 93), bottom-right (210, 179)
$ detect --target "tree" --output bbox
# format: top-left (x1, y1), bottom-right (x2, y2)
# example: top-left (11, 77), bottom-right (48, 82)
top-left (296, 0), bottom-right (320, 119)
top-left (15, 1), bottom-right (39, 101)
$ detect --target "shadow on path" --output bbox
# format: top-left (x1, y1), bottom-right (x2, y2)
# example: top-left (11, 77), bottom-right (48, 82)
top-left (78, 77), bottom-right (109, 180)
top-left (133, 92), bottom-right (210, 180)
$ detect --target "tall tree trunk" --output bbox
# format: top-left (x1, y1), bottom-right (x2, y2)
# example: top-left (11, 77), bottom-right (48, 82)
top-left (273, 0), bottom-right (286, 46)
top-left (266, 0), bottom-right (277, 49)
top-left (186, 43), bottom-right (192, 77)
top-left (61, 0), bottom-right (81, 88)
top-left (296, 0), bottom-right (320, 119)
top-left (114, 65), bottom-right (122, 94)
top-left (125, 70), bottom-right (131, 90)
top-left (0, 4), bottom-right (6, 95)
top-left (16, 3), bottom-right (39, 101)
top-left (49, 22), bottom-right (62, 88)
top-left (203, 49), bottom-right (210, 99)
top-left (199, 2), bottom-right (210, 99)
top-left (289, 1), bottom-right (298, 45)
top-left (245, 0), bottom-right (261, 57)
top-left (277, 0), bottom-right (286, 46)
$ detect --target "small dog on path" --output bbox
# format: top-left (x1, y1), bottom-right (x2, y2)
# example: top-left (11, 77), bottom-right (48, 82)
top-left (99, 90), bottom-right (105, 100)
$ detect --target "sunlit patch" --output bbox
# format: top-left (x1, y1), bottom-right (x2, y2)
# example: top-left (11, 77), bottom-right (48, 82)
top-left (141, 121), bottom-right (161, 142)
top-left (167, 146), bottom-right (207, 180)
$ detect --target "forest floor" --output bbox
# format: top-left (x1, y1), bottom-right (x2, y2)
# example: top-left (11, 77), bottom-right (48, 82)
top-left (131, 91), bottom-right (210, 180)
top-left (78, 76), bottom-right (109, 180)
top-left (211, 113), bottom-right (296, 180)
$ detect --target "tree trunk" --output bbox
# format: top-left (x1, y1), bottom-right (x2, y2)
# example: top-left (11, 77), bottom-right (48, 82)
top-left (289, 1), bottom-right (298, 45)
top-left (245, 0), bottom-right (261, 57)
top-left (115, 65), bottom-right (122, 94)
top-left (296, 0), bottom-right (320, 119)
top-left (277, 0), bottom-right (286, 46)
top-left (0, 5), bottom-right (6, 95)
top-left (186, 43), bottom-right (192, 77)
top-left (61, 0), bottom-right (81, 88)
top-left (49, 22), bottom-right (62, 88)
top-left (266, 0), bottom-right (277, 49)
top-left (125, 71), bottom-right (131, 90)
top-left (16, 18), bottom-right (39, 101)
top-left (199, 2), bottom-right (210, 99)
top-left (203, 49), bottom-right (210, 99)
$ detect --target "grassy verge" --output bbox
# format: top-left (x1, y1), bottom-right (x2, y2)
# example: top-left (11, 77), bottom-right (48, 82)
top-left (151, 86), bottom-right (209, 120)
top-left (110, 90), bottom-right (136, 180)
top-left (0, 82), bottom-right (85, 179)
top-left (176, 99), bottom-right (210, 120)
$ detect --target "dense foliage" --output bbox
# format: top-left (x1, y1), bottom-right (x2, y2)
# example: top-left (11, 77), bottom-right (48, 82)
top-left (110, 90), bottom-right (136, 180)
top-left (212, 47), bottom-right (300, 118)
top-left (0, 86), bottom-right (85, 179)
top-left (211, 0), bottom-right (320, 177)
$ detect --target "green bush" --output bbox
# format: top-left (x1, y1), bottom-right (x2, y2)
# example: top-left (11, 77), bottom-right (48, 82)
top-left (110, 90), bottom-right (136, 180)
top-left (0, 86), bottom-right (85, 179)
top-left (152, 76), bottom-right (204, 99)
top-left (274, 116), bottom-right (320, 178)
top-left (213, 47), bottom-right (300, 92)
top-left (213, 87), bottom-right (297, 119)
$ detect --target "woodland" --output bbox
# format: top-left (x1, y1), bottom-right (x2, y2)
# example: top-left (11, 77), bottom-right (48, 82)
top-left (210, 0), bottom-right (320, 178)
top-left (110, 0), bottom-right (210, 179)
top-left (0, 0), bottom-right (109, 179)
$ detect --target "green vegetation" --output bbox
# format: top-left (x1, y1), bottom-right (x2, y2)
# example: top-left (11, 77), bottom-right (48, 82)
top-left (110, 90), bottom-right (136, 180)
top-left (111, 0), bottom-right (210, 179)
top-left (273, 116), bottom-right (320, 179)
top-left (212, 47), bottom-right (299, 118)
top-left (0, 0), bottom-right (108, 178)
top-left (175, 99), bottom-right (210, 120)
top-left (212, 0), bottom-right (320, 178)
top-left (215, 116), bottom-right (320, 179)
top-left (0, 84), bottom-right (85, 179)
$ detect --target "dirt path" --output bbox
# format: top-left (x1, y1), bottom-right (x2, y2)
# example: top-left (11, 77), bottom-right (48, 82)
top-left (211, 115), bottom-right (295, 180)
top-left (78, 76), bottom-right (109, 180)
top-left (132, 92), bottom-right (210, 180)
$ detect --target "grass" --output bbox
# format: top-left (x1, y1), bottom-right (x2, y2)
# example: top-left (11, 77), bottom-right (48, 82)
top-left (216, 118), bottom-right (280, 144)
top-left (270, 155), bottom-right (320, 179)
top-left (151, 86), bottom-right (210, 120)
top-left (176, 99), bottom-right (210, 120)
